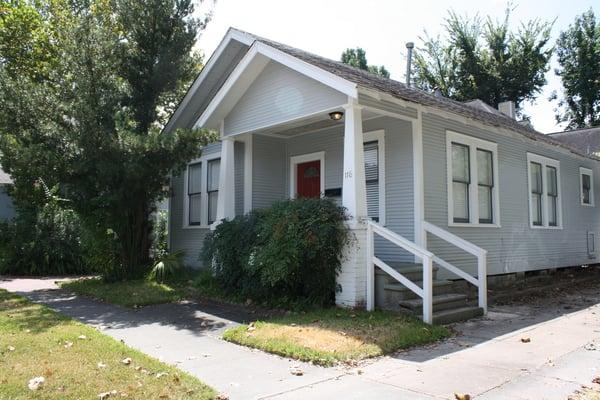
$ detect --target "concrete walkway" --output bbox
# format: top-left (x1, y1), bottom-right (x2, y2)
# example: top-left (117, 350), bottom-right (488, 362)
top-left (1, 276), bottom-right (599, 399)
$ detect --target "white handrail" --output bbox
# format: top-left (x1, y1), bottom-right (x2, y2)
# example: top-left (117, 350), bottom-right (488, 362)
top-left (422, 221), bottom-right (486, 257)
top-left (366, 220), bottom-right (433, 323)
top-left (422, 221), bottom-right (487, 313)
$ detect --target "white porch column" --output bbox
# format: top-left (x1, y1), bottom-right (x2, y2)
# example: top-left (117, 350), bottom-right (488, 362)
top-left (214, 136), bottom-right (235, 226)
top-left (336, 99), bottom-right (369, 308)
top-left (342, 100), bottom-right (368, 223)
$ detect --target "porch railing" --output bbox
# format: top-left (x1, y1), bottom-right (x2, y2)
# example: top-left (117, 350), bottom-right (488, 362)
top-left (422, 221), bottom-right (487, 313)
top-left (366, 220), bottom-right (435, 323)
top-left (366, 220), bottom-right (488, 324)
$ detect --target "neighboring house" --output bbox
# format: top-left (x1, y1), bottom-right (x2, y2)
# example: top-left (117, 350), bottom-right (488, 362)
top-left (0, 167), bottom-right (15, 221)
top-left (549, 126), bottom-right (600, 157)
top-left (164, 28), bottom-right (600, 323)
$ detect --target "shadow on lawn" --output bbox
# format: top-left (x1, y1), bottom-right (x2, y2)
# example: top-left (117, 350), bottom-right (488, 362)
top-left (13, 285), bottom-right (275, 336)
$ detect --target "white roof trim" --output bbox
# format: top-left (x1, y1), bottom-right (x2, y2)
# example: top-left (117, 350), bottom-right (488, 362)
top-left (163, 29), bottom-right (255, 133)
top-left (194, 40), bottom-right (357, 130)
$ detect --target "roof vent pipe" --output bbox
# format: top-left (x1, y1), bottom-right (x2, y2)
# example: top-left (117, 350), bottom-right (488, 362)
top-left (405, 42), bottom-right (414, 87)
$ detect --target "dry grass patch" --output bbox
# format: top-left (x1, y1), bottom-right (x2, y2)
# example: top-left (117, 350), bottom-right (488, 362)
top-left (0, 289), bottom-right (215, 399)
top-left (223, 308), bottom-right (450, 366)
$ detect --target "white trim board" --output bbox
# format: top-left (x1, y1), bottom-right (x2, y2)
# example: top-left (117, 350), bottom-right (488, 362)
top-left (289, 151), bottom-right (326, 198)
top-left (446, 130), bottom-right (501, 228)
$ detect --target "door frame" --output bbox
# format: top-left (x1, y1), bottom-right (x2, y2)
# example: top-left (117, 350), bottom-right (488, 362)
top-left (289, 151), bottom-right (325, 198)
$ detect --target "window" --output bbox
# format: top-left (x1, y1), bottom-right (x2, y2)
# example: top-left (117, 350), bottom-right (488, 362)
top-left (580, 167), bottom-right (594, 206)
top-left (184, 156), bottom-right (220, 227)
top-left (363, 130), bottom-right (385, 224)
top-left (187, 162), bottom-right (202, 226)
top-left (364, 141), bottom-right (380, 222)
top-left (207, 159), bottom-right (220, 224)
top-left (527, 153), bottom-right (561, 229)
top-left (446, 131), bottom-right (499, 226)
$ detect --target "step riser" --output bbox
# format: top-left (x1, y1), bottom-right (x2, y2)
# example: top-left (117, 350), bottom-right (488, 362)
top-left (383, 282), bottom-right (457, 302)
top-left (432, 307), bottom-right (484, 325)
top-left (376, 269), bottom-right (438, 282)
top-left (399, 298), bottom-right (472, 313)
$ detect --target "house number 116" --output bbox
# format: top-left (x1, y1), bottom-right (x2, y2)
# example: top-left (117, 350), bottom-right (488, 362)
top-left (344, 171), bottom-right (353, 179)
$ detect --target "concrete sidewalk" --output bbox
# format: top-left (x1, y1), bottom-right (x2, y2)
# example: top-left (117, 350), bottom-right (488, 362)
top-left (1, 276), bottom-right (599, 399)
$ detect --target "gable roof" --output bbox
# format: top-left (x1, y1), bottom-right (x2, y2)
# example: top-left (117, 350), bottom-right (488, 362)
top-left (167, 27), bottom-right (597, 161)
top-left (548, 126), bottom-right (600, 156)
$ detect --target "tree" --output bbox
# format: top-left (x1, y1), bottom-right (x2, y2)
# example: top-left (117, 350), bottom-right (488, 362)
top-left (341, 47), bottom-right (390, 78)
top-left (413, 7), bottom-right (553, 112)
top-left (553, 9), bottom-right (600, 129)
top-left (0, 0), bottom-right (214, 280)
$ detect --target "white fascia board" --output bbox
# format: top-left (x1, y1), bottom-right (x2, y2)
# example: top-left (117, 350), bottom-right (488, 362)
top-left (164, 29), bottom-right (255, 133)
top-left (194, 41), bottom-right (357, 131)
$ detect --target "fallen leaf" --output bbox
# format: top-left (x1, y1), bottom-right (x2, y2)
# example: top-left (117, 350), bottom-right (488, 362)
top-left (28, 376), bottom-right (45, 391)
top-left (520, 337), bottom-right (531, 343)
top-left (64, 341), bottom-right (73, 348)
top-left (216, 394), bottom-right (229, 400)
top-left (592, 376), bottom-right (600, 384)
top-left (97, 362), bottom-right (107, 369)
top-left (357, 369), bottom-right (363, 375)
top-left (7, 346), bottom-right (15, 351)
top-left (155, 372), bottom-right (168, 379)
top-left (121, 357), bottom-right (132, 365)
top-left (98, 390), bottom-right (118, 399)
top-left (290, 366), bottom-right (304, 376)
top-left (454, 393), bottom-right (471, 400)
top-left (78, 335), bottom-right (87, 340)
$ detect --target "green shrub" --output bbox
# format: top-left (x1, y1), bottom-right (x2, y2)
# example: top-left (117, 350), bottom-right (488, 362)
top-left (147, 250), bottom-right (185, 283)
top-left (202, 198), bottom-right (350, 308)
top-left (0, 186), bottom-right (88, 275)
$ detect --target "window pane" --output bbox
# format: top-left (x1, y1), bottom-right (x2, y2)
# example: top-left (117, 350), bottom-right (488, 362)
top-left (477, 149), bottom-right (493, 185)
top-left (582, 173), bottom-right (591, 204)
top-left (364, 142), bottom-right (378, 182)
top-left (188, 163), bottom-right (202, 194)
top-left (530, 162), bottom-right (542, 193)
top-left (532, 193), bottom-right (542, 225)
top-left (478, 186), bottom-right (492, 222)
top-left (189, 193), bottom-right (201, 225)
top-left (548, 196), bottom-right (557, 226)
top-left (452, 143), bottom-right (470, 182)
top-left (453, 182), bottom-right (469, 222)
top-left (366, 180), bottom-right (379, 221)
top-left (208, 191), bottom-right (218, 224)
top-left (207, 159), bottom-right (220, 192)
top-left (547, 166), bottom-right (557, 196)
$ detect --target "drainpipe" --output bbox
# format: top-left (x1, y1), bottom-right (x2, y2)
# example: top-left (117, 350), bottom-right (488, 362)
top-left (405, 42), bottom-right (414, 87)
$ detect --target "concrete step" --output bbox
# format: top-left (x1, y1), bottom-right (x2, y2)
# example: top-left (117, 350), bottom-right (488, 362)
top-left (431, 306), bottom-right (484, 325)
top-left (375, 262), bottom-right (439, 282)
top-left (384, 279), bottom-right (456, 300)
top-left (398, 293), bottom-right (470, 313)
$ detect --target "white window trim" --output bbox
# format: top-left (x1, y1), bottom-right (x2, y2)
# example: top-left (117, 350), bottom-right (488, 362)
top-left (364, 130), bottom-right (386, 225)
top-left (182, 152), bottom-right (221, 229)
top-left (579, 167), bottom-right (594, 207)
top-left (446, 131), bottom-right (500, 228)
top-left (289, 151), bottom-right (325, 198)
top-left (526, 153), bottom-right (562, 229)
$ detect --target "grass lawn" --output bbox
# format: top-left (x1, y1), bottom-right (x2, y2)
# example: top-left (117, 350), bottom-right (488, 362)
top-left (0, 289), bottom-right (215, 399)
top-left (60, 277), bottom-right (188, 308)
top-left (222, 308), bottom-right (451, 366)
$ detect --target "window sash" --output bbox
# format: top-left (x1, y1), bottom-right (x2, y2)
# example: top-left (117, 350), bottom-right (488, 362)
top-left (451, 142), bottom-right (470, 223)
top-left (364, 140), bottom-right (380, 222)
top-left (477, 149), bottom-right (493, 223)
top-left (187, 162), bottom-right (202, 226)
top-left (582, 173), bottom-right (592, 204)
top-left (528, 155), bottom-right (561, 228)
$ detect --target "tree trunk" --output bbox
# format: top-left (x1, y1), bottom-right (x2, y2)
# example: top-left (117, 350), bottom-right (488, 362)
top-left (119, 200), bottom-right (152, 280)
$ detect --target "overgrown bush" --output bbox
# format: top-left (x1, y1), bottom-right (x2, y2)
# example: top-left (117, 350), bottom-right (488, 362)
top-left (0, 185), bottom-right (88, 275)
top-left (202, 198), bottom-right (351, 308)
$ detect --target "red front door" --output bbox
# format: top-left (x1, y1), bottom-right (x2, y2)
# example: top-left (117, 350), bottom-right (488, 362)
top-left (296, 160), bottom-right (321, 198)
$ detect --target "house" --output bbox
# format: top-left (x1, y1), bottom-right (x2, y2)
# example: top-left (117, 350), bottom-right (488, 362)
top-left (549, 126), bottom-right (600, 157)
top-left (164, 28), bottom-right (600, 323)
top-left (0, 167), bottom-right (15, 221)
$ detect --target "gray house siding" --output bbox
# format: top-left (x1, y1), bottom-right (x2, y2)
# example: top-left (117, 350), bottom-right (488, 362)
top-left (0, 185), bottom-right (15, 221)
top-left (422, 112), bottom-right (600, 277)
top-left (252, 134), bottom-right (286, 209)
top-left (224, 61), bottom-right (347, 136)
top-left (358, 93), bottom-right (418, 120)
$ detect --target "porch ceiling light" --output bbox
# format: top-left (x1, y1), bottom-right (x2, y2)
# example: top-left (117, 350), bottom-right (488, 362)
top-left (328, 111), bottom-right (344, 121)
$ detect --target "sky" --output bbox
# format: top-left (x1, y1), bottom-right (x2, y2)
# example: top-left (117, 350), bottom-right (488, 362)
top-left (195, 0), bottom-right (599, 134)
